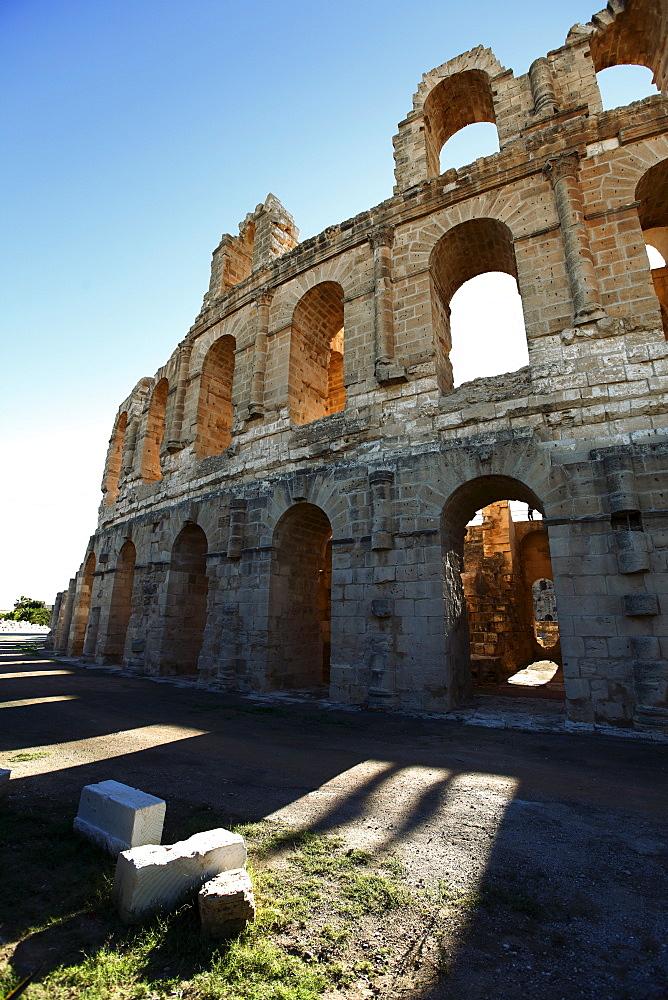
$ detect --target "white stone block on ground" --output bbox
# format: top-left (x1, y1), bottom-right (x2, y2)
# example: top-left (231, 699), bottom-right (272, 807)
top-left (73, 779), bottom-right (165, 856)
top-left (199, 868), bottom-right (256, 939)
top-left (0, 769), bottom-right (10, 798)
top-left (113, 828), bottom-right (247, 922)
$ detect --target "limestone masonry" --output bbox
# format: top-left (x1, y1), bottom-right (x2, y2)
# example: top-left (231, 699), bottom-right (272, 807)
top-left (52, 0), bottom-right (668, 734)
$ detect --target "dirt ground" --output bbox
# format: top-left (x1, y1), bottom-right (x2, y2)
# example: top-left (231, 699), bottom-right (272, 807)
top-left (1, 631), bottom-right (667, 999)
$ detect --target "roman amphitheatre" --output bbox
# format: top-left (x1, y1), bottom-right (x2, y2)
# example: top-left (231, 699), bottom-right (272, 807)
top-left (51, 0), bottom-right (668, 737)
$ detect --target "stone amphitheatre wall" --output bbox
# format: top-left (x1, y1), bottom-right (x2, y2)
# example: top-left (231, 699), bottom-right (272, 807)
top-left (52, 0), bottom-right (668, 733)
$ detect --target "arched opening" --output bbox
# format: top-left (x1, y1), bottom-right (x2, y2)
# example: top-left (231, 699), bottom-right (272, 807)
top-left (159, 523), bottom-right (209, 675)
top-left (104, 411), bottom-right (127, 504)
top-left (141, 378), bottom-right (168, 482)
top-left (289, 282), bottom-right (345, 425)
top-left (105, 539), bottom-right (136, 664)
top-left (589, 0), bottom-right (668, 94)
top-left (195, 335), bottom-right (236, 458)
top-left (442, 478), bottom-right (563, 707)
top-left (596, 64), bottom-right (659, 111)
top-left (647, 245), bottom-right (666, 269)
top-left (439, 121), bottom-right (499, 174)
top-left (430, 219), bottom-right (528, 391)
top-left (423, 69), bottom-right (498, 179)
top-left (71, 553), bottom-right (96, 657)
top-left (636, 159), bottom-right (668, 338)
top-left (449, 272), bottom-right (528, 387)
top-left (267, 503), bottom-right (332, 691)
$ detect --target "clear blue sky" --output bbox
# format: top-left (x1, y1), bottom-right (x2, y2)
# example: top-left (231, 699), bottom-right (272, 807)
top-left (0, 0), bottom-right (659, 609)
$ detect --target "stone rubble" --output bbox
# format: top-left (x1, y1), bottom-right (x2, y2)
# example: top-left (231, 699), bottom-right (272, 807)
top-left (198, 868), bottom-right (256, 939)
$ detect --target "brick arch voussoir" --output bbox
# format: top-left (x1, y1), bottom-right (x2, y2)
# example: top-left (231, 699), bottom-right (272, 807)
top-left (595, 140), bottom-right (668, 210)
top-left (308, 477), bottom-right (353, 536)
top-left (410, 195), bottom-right (528, 273)
top-left (189, 312), bottom-right (251, 377)
top-left (162, 518), bottom-right (211, 558)
top-left (413, 46), bottom-right (507, 112)
top-left (262, 483), bottom-right (345, 544)
top-left (156, 515), bottom-right (197, 555)
top-left (272, 264), bottom-right (352, 333)
top-left (195, 507), bottom-right (223, 553)
top-left (106, 527), bottom-right (135, 565)
top-left (437, 444), bottom-right (555, 522)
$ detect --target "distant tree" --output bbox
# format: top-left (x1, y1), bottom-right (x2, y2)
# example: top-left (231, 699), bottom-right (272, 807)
top-left (1, 596), bottom-right (50, 626)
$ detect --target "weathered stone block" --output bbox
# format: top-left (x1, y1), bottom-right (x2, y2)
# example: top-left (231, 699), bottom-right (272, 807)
top-left (113, 828), bottom-right (247, 922)
top-left (198, 867), bottom-right (256, 939)
top-left (74, 780), bottom-right (166, 856)
top-left (613, 530), bottom-right (650, 573)
top-left (623, 594), bottom-right (659, 617)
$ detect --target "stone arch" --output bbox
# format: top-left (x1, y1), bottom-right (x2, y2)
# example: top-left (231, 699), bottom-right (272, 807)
top-left (423, 70), bottom-right (498, 178)
top-left (158, 522), bottom-right (209, 675)
top-left (189, 309), bottom-right (255, 371)
top-left (636, 157), bottom-right (668, 335)
top-left (267, 503), bottom-right (333, 690)
top-left (195, 335), bottom-right (236, 458)
top-left (260, 471), bottom-right (352, 550)
top-left (288, 281), bottom-right (346, 425)
top-left (271, 256), bottom-right (360, 334)
top-left (71, 552), bottom-right (96, 657)
top-left (394, 47), bottom-right (509, 191)
top-left (585, 0), bottom-right (668, 91)
top-left (429, 218), bottom-right (526, 391)
top-left (441, 476), bottom-right (550, 703)
top-left (141, 377), bottom-right (168, 482)
top-left (412, 47), bottom-right (507, 113)
top-left (105, 539), bottom-right (136, 663)
top-left (103, 411), bottom-right (127, 504)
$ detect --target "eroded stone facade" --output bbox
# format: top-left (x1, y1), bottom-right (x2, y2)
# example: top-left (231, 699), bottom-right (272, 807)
top-left (52, 0), bottom-right (668, 733)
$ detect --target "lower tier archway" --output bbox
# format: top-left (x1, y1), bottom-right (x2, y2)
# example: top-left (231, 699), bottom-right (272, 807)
top-left (267, 503), bottom-right (332, 690)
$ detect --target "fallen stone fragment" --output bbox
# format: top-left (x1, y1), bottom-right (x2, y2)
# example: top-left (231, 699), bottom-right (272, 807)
top-left (113, 828), bottom-right (247, 922)
top-left (198, 867), bottom-right (256, 939)
top-left (0, 769), bottom-right (10, 798)
top-left (73, 779), bottom-right (166, 855)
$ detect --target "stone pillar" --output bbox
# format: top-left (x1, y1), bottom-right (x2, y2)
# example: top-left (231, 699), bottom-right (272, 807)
top-left (49, 591), bottom-right (64, 637)
top-left (121, 418), bottom-right (140, 480)
top-left (166, 341), bottom-right (193, 453)
top-left (529, 57), bottom-right (558, 116)
top-left (55, 579), bottom-right (76, 654)
top-left (248, 290), bottom-right (273, 418)
top-left (543, 151), bottom-right (605, 325)
top-left (369, 228), bottom-right (406, 385)
top-left (83, 606), bottom-right (101, 658)
top-left (227, 499), bottom-right (247, 560)
top-left (369, 470), bottom-right (394, 550)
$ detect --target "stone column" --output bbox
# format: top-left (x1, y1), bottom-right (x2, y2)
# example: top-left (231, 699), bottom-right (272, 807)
top-left (55, 579), bottom-right (76, 653)
top-left (369, 228), bottom-right (406, 385)
top-left (166, 341), bottom-right (193, 452)
top-left (49, 591), bottom-right (63, 637)
top-left (121, 417), bottom-right (141, 481)
top-left (529, 57), bottom-right (558, 116)
top-left (369, 470), bottom-right (394, 550)
top-left (227, 499), bottom-right (247, 560)
top-left (248, 289), bottom-right (273, 418)
top-left (544, 151), bottom-right (605, 325)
